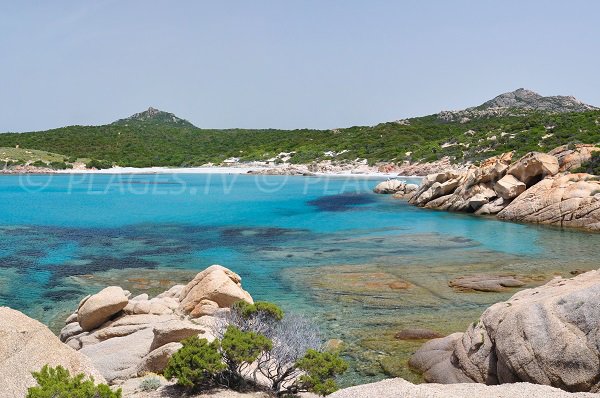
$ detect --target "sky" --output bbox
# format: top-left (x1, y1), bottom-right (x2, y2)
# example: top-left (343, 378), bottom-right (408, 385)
top-left (1, 0), bottom-right (599, 132)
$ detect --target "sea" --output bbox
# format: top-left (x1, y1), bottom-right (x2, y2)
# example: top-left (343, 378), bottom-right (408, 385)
top-left (1, 173), bottom-right (598, 385)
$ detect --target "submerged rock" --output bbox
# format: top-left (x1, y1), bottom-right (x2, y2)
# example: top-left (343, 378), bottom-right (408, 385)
top-left (410, 269), bottom-right (600, 393)
top-left (448, 274), bottom-right (525, 292)
top-left (0, 306), bottom-right (105, 398)
top-left (394, 328), bottom-right (443, 340)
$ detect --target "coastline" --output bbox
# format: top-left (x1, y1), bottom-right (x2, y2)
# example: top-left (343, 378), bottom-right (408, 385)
top-left (1, 164), bottom-right (421, 179)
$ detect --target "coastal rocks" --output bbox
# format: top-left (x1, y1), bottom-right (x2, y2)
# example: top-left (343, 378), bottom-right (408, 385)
top-left (494, 174), bottom-right (526, 200)
top-left (179, 264), bottom-right (253, 315)
top-left (78, 286), bottom-right (130, 331)
top-left (506, 152), bottom-right (559, 186)
top-left (0, 306), bottom-right (105, 398)
top-left (409, 270), bottom-right (600, 392)
top-left (373, 179), bottom-right (404, 194)
top-left (448, 274), bottom-right (525, 292)
top-left (549, 144), bottom-right (600, 172)
top-left (60, 265), bottom-right (252, 383)
top-left (373, 179), bottom-right (418, 198)
top-left (497, 173), bottom-right (600, 230)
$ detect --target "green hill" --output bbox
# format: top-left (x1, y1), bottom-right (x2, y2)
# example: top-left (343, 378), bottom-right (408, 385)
top-left (0, 91), bottom-right (598, 168)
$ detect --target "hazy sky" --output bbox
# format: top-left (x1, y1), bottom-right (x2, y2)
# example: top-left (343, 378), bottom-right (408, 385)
top-left (1, 0), bottom-right (599, 132)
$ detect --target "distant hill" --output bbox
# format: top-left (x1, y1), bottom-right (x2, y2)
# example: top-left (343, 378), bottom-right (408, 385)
top-left (0, 90), bottom-right (598, 167)
top-left (438, 88), bottom-right (597, 122)
top-left (112, 107), bottom-right (196, 128)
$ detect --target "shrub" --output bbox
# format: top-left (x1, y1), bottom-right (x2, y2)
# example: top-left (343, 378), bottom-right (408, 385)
top-left (138, 376), bottom-right (161, 391)
top-left (233, 300), bottom-right (284, 321)
top-left (295, 350), bottom-right (348, 396)
top-left (163, 336), bottom-right (225, 389)
top-left (221, 325), bottom-right (272, 376)
top-left (213, 301), bottom-right (346, 396)
top-left (86, 159), bottom-right (113, 169)
top-left (26, 365), bottom-right (121, 398)
top-left (31, 160), bottom-right (48, 168)
top-left (49, 161), bottom-right (73, 170)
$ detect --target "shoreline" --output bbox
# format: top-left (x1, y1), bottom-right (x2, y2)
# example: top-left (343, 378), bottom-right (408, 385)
top-left (0, 164), bottom-right (423, 179)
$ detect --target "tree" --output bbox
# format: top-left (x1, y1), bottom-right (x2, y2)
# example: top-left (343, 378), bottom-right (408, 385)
top-left (26, 365), bottom-right (121, 398)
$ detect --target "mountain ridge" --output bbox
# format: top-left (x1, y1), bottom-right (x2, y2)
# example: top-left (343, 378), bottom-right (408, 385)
top-left (438, 88), bottom-right (597, 123)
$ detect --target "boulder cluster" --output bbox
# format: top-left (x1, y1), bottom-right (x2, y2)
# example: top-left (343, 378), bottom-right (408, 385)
top-left (372, 179), bottom-right (418, 197)
top-left (409, 269), bottom-right (600, 393)
top-left (406, 145), bottom-right (600, 230)
top-left (59, 265), bottom-right (253, 382)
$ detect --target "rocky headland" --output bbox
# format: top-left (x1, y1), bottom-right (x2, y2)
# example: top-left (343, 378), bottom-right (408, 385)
top-left (375, 144), bottom-right (600, 231)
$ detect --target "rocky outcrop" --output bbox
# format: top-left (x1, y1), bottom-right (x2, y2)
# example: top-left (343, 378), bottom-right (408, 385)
top-left (497, 174), bottom-right (600, 230)
top-left (406, 149), bottom-right (600, 231)
top-left (506, 152), bottom-right (559, 186)
top-left (409, 270), bottom-right (600, 393)
top-left (549, 144), bottom-right (600, 172)
top-left (373, 179), bottom-right (418, 198)
top-left (0, 306), bottom-right (105, 398)
top-left (60, 265), bottom-right (253, 383)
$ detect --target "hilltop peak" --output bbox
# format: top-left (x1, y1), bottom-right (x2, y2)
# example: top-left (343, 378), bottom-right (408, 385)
top-left (438, 88), bottom-right (597, 122)
top-left (112, 107), bottom-right (196, 127)
top-left (476, 88), bottom-right (596, 112)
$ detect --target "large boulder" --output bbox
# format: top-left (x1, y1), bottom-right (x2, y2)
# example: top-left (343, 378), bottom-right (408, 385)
top-left (0, 307), bottom-right (105, 397)
top-left (497, 174), bottom-right (600, 230)
top-left (78, 286), bottom-right (129, 331)
top-left (373, 179), bottom-right (405, 194)
top-left (410, 270), bottom-right (600, 392)
top-left (494, 174), bottom-right (526, 200)
top-left (507, 152), bottom-right (559, 186)
top-left (179, 265), bottom-right (253, 315)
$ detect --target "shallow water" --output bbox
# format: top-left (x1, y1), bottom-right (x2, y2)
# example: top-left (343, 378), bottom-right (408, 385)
top-left (1, 173), bottom-right (599, 385)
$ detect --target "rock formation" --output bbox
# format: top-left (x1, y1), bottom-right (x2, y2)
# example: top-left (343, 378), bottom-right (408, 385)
top-left (549, 144), bottom-right (600, 173)
top-left (0, 306), bottom-right (105, 398)
top-left (409, 270), bottom-right (600, 393)
top-left (59, 265), bottom-right (253, 382)
top-left (407, 148), bottom-right (600, 231)
top-left (373, 179), bottom-right (418, 197)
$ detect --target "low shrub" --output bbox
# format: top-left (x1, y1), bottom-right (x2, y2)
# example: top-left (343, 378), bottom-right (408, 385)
top-left (138, 376), bottom-right (162, 391)
top-left (26, 365), bottom-right (121, 398)
top-left (86, 159), bottom-right (113, 169)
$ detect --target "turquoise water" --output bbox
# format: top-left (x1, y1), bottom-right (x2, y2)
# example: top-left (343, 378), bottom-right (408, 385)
top-left (1, 173), bottom-right (599, 383)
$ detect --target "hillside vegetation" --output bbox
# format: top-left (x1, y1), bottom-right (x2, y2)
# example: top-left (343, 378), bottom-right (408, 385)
top-left (0, 90), bottom-right (598, 168)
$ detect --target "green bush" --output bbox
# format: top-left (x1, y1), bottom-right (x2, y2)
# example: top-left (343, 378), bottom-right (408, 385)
top-left (49, 161), bottom-right (73, 170)
top-left (296, 350), bottom-right (348, 396)
top-left (26, 365), bottom-right (121, 398)
top-left (233, 300), bottom-right (284, 321)
top-left (85, 159), bottom-right (113, 169)
top-left (221, 325), bottom-right (272, 374)
top-left (163, 336), bottom-right (225, 389)
top-left (31, 160), bottom-right (48, 168)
